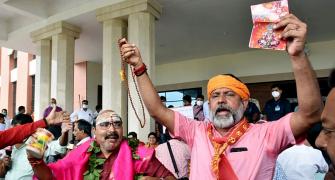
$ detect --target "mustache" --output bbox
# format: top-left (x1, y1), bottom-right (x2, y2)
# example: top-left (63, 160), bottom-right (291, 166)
top-left (105, 132), bottom-right (120, 140)
top-left (215, 104), bottom-right (233, 115)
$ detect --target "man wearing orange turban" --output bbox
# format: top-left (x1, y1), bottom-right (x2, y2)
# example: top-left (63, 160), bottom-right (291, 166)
top-left (121, 14), bottom-right (322, 180)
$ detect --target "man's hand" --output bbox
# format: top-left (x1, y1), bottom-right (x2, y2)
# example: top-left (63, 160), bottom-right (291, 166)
top-left (61, 122), bottom-right (72, 134)
top-left (119, 38), bottom-right (144, 69)
top-left (274, 14), bottom-right (307, 57)
top-left (45, 106), bottom-right (70, 125)
top-left (2, 156), bottom-right (11, 168)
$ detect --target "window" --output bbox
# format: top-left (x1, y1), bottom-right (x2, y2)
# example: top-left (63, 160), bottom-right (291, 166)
top-left (159, 88), bottom-right (202, 108)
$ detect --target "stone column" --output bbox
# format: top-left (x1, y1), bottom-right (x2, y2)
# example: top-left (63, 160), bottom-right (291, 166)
top-left (96, 0), bottom-right (161, 139)
top-left (30, 39), bottom-right (52, 119)
top-left (97, 17), bottom-right (128, 132)
top-left (128, 11), bottom-right (157, 141)
top-left (51, 25), bottom-right (80, 113)
top-left (31, 22), bottom-right (80, 117)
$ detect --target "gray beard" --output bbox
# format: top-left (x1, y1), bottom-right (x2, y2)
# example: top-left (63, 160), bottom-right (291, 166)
top-left (210, 102), bottom-right (244, 129)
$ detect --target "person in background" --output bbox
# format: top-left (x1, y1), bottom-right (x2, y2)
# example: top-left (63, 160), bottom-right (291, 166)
top-left (273, 129), bottom-right (329, 180)
top-left (1, 109), bottom-right (11, 130)
top-left (0, 114), bottom-right (5, 131)
top-left (73, 120), bottom-right (92, 148)
top-left (263, 84), bottom-right (291, 121)
top-left (18, 106), bottom-right (26, 115)
top-left (44, 98), bottom-right (63, 140)
top-left (146, 132), bottom-right (159, 148)
top-left (193, 94), bottom-right (205, 121)
top-left (128, 131), bottom-right (145, 146)
top-left (70, 100), bottom-right (94, 125)
top-left (93, 104), bottom-right (102, 120)
top-left (244, 101), bottom-right (261, 123)
top-left (182, 95), bottom-right (192, 106)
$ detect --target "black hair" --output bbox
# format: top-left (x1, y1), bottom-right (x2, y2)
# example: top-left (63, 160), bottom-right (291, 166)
top-left (196, 94), bottom-right (204, 99)
top-left (148, 132), bottom-right (158, 139)
top-left (183, 95), bottom-right (192, 103)
top-left (76, 119), bottom-right (92, 137)
top-left (11, 114), bottom-right (33, 125)
top-left (328, 68), bottom-right (335, 88)
top-left (160, 96), bottom-right (166, 102)
top-left (18, 106), bottom-right (25, 112)
top-left (128, 131), bottom-right (138, 139)
top-left (47, 125), bottom-right (62, 139)
top-left (0, 113), bottom-right (5, 119)
top-left (271, 84), bottom-right (282, 90)
top-left (82, 100), bottom-right (88, 104)
top-left (95, 104), bottom-right (102, 111)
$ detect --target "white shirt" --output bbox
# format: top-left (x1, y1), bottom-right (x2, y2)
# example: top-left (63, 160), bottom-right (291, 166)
top-left (5, 137), bottom-right (67, 179)
top-left (0, 123), bottom-right (5, 131)
top-left (202, 100), bottom-right (211, 122)
top-left (4, 117), bottom-right (11, 130)
top-left (76, 136), bottom-right (91, 148)
top-left (273, 144), bottom-right (329, 180)
top-left (5, 142), bottom-right (33, 180)
top-left (70, 108), bottom-right (94, 124)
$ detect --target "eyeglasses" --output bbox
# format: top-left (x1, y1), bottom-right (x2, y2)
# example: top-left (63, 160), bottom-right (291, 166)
top-left (96, 115), bottom-right (123, 129)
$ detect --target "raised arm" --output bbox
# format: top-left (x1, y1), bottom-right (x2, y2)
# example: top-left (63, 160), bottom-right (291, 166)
top-left (275, 14), bottom-right (323, 138)
top-left (0, 107), bottom-right (68, 149)
top-left (120, 39), bottom-right (175, 133)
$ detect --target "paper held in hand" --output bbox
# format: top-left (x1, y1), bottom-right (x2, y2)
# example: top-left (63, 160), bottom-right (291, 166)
top-left (170, 106), bottom-right (194, 119)
top-left (249, 0), bottom-right (289, 50)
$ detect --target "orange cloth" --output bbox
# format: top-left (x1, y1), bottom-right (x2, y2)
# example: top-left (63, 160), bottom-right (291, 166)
top-left (207, 75), bottom-right (250, 100)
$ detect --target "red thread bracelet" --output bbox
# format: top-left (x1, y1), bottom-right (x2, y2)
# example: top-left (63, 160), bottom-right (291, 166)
top-left (133, 63), bottom-right (147, 76)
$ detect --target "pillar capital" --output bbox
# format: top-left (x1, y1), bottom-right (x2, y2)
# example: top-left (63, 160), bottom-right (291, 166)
top-left (96, 0), bottom-right (162, 22)
top-left (31, 21), bottom-right (81, 43)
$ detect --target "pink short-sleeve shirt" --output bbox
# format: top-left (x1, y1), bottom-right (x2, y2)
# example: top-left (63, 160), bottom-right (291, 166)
top-left (172, 112), bottom-right (296, 180)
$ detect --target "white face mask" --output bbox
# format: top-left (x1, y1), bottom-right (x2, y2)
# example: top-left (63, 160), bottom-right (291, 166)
top-left (82, 104), bottom-right (88, 109)
top-left (272, 91), bottom-right (280, 98)
top-left (196, 100), bottom-right (204, 106)
top-left (51, 103), bottom-right (56, 108)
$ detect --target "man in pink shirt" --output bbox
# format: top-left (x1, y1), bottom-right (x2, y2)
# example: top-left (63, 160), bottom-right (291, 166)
top-left (120, 14), bottom-right (322, 179)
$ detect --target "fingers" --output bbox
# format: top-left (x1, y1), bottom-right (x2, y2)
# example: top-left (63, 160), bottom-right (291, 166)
top-left (118, 38), bottom-right (128, 47)
top-left (274, 14), bottom-right (301, 30)
top-left (45, 108), bottom-right (56, 121)
top-left (273, 14), bottom-right (307, 41)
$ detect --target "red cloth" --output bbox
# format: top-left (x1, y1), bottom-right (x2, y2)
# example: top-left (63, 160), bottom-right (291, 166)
top-left (0, 120), bottom-right (46, 149)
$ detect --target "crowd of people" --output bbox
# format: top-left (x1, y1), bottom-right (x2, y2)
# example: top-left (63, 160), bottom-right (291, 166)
top-left (0, 13), bottom-right (334, 180)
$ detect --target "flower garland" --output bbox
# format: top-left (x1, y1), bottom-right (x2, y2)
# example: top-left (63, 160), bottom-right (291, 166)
top-left (83, 141), bottom-right (106, 180)
top-left (83, 138), bottom-right (141, 179)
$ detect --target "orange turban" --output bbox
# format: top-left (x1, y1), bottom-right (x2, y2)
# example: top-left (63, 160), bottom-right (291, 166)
top-left (207, 75), bottom-right (250, 101)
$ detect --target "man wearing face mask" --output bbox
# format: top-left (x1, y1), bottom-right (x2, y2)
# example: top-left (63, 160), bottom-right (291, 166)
top-left (43, 98), bottom-right (63, 119)
top-left (263, 84), bottom-right (291, 121)
top-left (1, 109), bottom-right (11, 130)
top-left (193, 94), bottom-right (205, 121)
top-left (120, 14), bottom-right (323, 179)
top-left (70, 100), bottom-right (94, 125)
